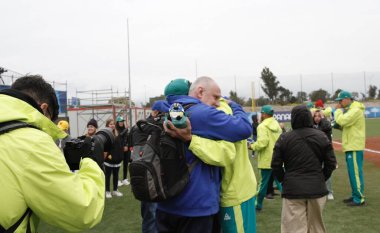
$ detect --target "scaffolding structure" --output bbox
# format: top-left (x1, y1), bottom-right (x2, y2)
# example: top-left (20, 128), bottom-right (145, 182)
top-left (68, 88), bottom-right (150, 137)
top-left (0, 66), bottom-right (24, 85)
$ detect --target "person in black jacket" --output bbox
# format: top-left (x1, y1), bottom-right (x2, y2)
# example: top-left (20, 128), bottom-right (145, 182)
top-left (104, 118), bottom-right (124, 198)
top-left (271, 105), bottom-right (336, 233)
top-left (116, 116), bottom-right (131, 186)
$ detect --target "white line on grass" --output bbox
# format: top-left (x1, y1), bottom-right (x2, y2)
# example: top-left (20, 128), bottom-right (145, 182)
top-left (333, 141), bottom-right (380, 154)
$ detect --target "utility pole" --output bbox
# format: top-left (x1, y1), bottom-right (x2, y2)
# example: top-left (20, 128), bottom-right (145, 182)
top-left (364, 71), bottom-right (367, 98)
top-left (251, 81), bottom-right (255, 110)
top-left (300, 74), bottom-right (303, 102)
top-left (127, 18), bottom-right (132, 127)
top-left (195, 60), bottom-right (198, 78)
top-left (234, 75), bottom-right (237, 93)
top-left (331, 72), bottom-right (334, 97)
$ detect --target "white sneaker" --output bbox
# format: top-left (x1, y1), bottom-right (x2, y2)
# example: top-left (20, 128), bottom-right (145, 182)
top-left (118, 180), bottom-right (123, 187)
top-left (106, 191), bottom-right (112, 199)
top-left (327, 193), bottom-right (334, 200)
top-left (112, 190), bottom-right (123, 197)
top-left (122, 179), bottom-right (130, 185)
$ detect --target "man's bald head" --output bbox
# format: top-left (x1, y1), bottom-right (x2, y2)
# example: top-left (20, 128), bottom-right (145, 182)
top-left (189, 76), bottom-right (221, 108)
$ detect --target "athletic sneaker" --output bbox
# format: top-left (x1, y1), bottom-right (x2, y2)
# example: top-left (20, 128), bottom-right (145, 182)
top-left (327, 193), bottom-right (334, 200)
top-left (122, 179), bottom-right (130, 185)
top-left (347, 201), bottom-right (366, 207)
top-left (265, 193), bottom-right (274, 200)
top-left (112, 190), bottom-right (123, 197)
top-left (106, 191), bottom-right (112, 199)
top-left (118, 180), bottom-right (123, 187)
top-left (343, 197), bottom-right (353, 203)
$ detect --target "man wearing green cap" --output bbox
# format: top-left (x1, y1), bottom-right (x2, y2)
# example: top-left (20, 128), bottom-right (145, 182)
top-left (334, 90), bottom-right (366, 206)
top-left (248, 105), bottom-right (282, 211)
top-left (158, 77), bottom-right (253, 233)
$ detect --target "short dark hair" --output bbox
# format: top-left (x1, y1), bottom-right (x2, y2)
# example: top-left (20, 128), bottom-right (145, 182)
top-left (11, 75), bottom-right (59, 121)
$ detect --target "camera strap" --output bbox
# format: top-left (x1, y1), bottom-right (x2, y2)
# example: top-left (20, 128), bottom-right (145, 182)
top-left (0, 121), bottom-right (35, 233)
top-left (0, 121), bottom-right (38, 135)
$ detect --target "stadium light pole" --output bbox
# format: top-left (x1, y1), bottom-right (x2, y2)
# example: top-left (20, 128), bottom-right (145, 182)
top-left (331, 72), bottom-right (334, 97)
top-left (195, 59), bottom-right (198, 78)
top-left (300, 74), bottom-right (303, 102)
top-left (127, 18), bottom-right (133, 127)
top-left (363, 71), bottom-right (367, 98)
top-left (234, 75), bottom-right (237, 93)
top-left (251, 81), bottom-right (255, 111)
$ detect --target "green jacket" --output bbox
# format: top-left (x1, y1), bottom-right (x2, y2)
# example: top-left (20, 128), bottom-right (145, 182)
top-left (250, 117), bottom-right (282, 169)
top-left (188, 99), bottom-right (257, 207)
top-left (335, 101), bottom-right (366, 152)
top-left (0, 94), bottom-right (105, 232)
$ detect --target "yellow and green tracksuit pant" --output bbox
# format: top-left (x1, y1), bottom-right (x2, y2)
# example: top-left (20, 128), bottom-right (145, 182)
top-left (219, 196), bottom-right (256, 233)
top-left (256, 169), bottom-right (282, 210)
top-left (345, 151), bottom-right (365, 204)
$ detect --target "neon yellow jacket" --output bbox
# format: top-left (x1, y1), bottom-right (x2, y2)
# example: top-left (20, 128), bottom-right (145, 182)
top-left (0, 94), bottom-right (105, 233)
top-left (189, 99), bottom-right (257, 207)
top-left (323, 106), bottom-right (333, 119)
top-left (335, 101), bottom-right (366, 152)
top-left (250, 117), bottom-right (282, 169)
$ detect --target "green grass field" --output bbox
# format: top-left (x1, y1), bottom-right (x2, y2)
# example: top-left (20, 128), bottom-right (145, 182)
top-left (39, 118), bottom-right (380, 233)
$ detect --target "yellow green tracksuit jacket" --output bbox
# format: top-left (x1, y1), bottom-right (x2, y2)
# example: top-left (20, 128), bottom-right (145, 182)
top-left (335, 101), bottom-right (366, 152)
top-left (323, 106), bottom-right (333, 119)
top-left (250, 117), bottom-right (282, 169)
top-left (0, 94), bottom-right (105, 232)
top-left (188, 99), bottom-right (257, 207)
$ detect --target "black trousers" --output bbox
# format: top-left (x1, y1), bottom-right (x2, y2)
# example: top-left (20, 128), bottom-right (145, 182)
top-left (156, 209), bottom-right (216, 233)
top-left (105, 166), bottom-right (120, 191)
top-left (123, 152), bottom-right (131, 180)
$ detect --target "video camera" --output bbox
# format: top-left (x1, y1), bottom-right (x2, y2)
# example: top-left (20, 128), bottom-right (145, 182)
top-left (63, 128), bottom-right (115, 170)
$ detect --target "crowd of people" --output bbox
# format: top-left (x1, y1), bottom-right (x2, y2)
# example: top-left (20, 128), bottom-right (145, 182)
top-left (0, 74), bottom-right (367, 233)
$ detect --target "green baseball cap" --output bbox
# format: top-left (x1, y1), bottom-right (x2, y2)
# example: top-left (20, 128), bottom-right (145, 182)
top-left (261, 105), bottom-right (274, 115)
top-left (164, 79), bottom-right (191, 97)
top-left (116, 116), bottom-right (124, 122)
top-left (306, 102), bottom-right (314, 109)
top-left (335, 90), bottom-right (352, 101)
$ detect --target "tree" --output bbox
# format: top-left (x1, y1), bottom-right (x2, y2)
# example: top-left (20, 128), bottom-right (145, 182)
top-left (260, 67), bottom-right (280, 102)
top-left (144, 95), bottom-right (166, 108)
top-left (290, 96), bottom-right (298, 103)
top-left (331, 89), bottom-right (342, 100)
top-left (360, 93), bottom-right (366, 100)
top-left (296, 91), bottom-right (307, 103)
top-left (277, 86), bottom-right (293, 105)
top-left (309, 89), bottom-right (330, 102)
top-left (229, 91), bottom-right (245, 106)
top-left (368, 85), bottom-right (378, 99)
top-left (245, 98), bottom-right (253, 107)
top-left (256, 97), bottom-right (270, 106)
top-left (377, 90), bottom-right (380, 100)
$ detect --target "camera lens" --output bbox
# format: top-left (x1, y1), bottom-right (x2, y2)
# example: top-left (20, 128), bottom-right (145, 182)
top-left (63, 127), bottom-right (115, 170)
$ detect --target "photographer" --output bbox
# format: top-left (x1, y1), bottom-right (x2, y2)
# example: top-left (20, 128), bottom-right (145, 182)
top-left (0, 75), bottom-right (105, 232)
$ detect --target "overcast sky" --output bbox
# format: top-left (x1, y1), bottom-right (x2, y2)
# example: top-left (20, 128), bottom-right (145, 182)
top-left (1, 0), bottom-right (380, 105)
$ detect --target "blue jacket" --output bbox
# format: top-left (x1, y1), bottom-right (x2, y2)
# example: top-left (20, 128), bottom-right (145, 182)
top-left (157, 95), bottom-right (252, 217)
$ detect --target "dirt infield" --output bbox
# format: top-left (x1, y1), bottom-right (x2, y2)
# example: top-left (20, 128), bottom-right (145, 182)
top-left (333, 136), bottom-right (380, 167)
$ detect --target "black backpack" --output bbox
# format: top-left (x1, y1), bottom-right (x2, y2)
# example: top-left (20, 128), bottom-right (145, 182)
top-left (129, 112), bottom-right (197, 202)
top-left (0, 121), bottom-right (34, 233)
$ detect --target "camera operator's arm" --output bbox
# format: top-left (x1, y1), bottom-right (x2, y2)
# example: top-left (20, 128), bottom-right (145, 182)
top-left (21, 135), bottom-right (105, 232)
